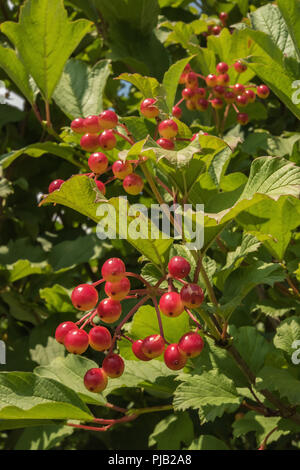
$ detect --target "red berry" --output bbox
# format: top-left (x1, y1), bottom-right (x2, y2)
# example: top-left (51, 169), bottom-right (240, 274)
top-left (89, 326), bottom-right (112, 351)
top-left (245, 89), bottom-right (256, 103)
top-left (216, 62), bottom-right (228, 74)
top-left (185, 71), bottom-right (198, 89)
top-left (112, 160), bottom-right (133, 180)
top-left (55, 321), bottom-right (77, 344)
top-left (234, 60), bottom-right (247, 73)
top-left (84, 368), bottom-right (108, 393)
top-left (211, 98), bottom-right (224, 109)
top-left (185, 100), bottom-right (197, 111)
top-left (140, 98), bottom-right (159, 119)
top-left (71, 118), bottom-right (86, 134)
top-left (98, 110), bottom-right (118, 129)
top-left (97, 298), bottom-right (122, 324)
top-left (132, 340), bottom-right (151, 361)
top-left (217, 73), bottom-right (230, 86)
top-left (101, 258), bottom-right (126, 282)
top-left (71, 284), bottom-right (98, 311)
top-left (205, 74), bottom-right (217, 87)
top-left (98, 130), bottom-right (116, 150)
top-left (164, 344), bottom-right (187, 370)
top-left (84, 115), bottom-right (101, 134)
top-left (158, 119), bottom-right (178, 139)
top-left (237, 112), bottom-right (249, 125)
top-left (80, 133), bottom-right (100, 152)
top-left (236, 94), bottom-right (249, 107)
top-left (213, 85), bottom-right (225, 97)
top-left (172, 106), bottom-right (182, 119)
top-left (104, 277), bottom-right (131, 300)
top-left (159, 292), bottom-right (185, 318)
top-left (64, 329), bottom-right (89, 354)
top-left (88, 152), bottom-right (108, 174)
top-left (156, 138), bottom-right (175, 150)
top-left (168, 256), bottom-right (191, 279)
top-left (233, 83), bottom-right (245, 95)
top-left (180, 284), bottom-right (204, 308)
top-left (48, 179), bottom-right (64, 193)
top-left (182, 88), bottom-right (195, 100)
top-left (178, 332), bottom-right (204, 358)
top-left (196, 98), bottom-right (209, 111)
top-left (193, 87), bottom-right (206, 98)
top-left (123, 173), bottom-right (144, 195)
top-left (224, 91), bottom-right (236, 104)
top-left (102, 354), bottom-right (124, 378)
top-left (212, 25), bottom-right (222, 36)
top-left (219, 12), bottom-right (228, 23)
top-left (257, 84), bottom-right (270, 99)
top-left (179, 64), bottom-right (192, 84)
top-left (141, 335), bottom-right (165, 359)
top-left (95, 180), bottom-right (106, 195)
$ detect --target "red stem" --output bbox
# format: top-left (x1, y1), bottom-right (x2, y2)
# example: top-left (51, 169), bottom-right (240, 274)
top-left (152, 296), bottom-right (170, 345)
top-left (113, 130), bottom-right (135, 146)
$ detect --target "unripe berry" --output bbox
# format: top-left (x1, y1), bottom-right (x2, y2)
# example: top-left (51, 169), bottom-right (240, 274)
top-left (88, 152), bottom-right (108, 174)
top-left (224, 91), bottom-right (236, 104)
top-left (216, 62), bottom-right (228, 74)
top-left (159, 292), bottom-right (185, 317)
top-left (141, 335), bottom-right (165, 359)
top-left (179, 64), bottom-right (191, 84)
top-left (233, 83), bottom-right (245, 95)
top-left (213, 85), bottom-right (225, 97)
top-left (234, 60), bottom-right (247, 73)
top-left (178, 332), bottom-right (204, 358)
top-left (196, 98), bottom-right (209, 111)
top-left (123, 173), bottom-right (144, 195)
top-left (172, 106), bottom-right (182, 119)
top-left (236, 94), bottom-right (249, 107)
top-left (237, 112), bottom-right (249, 125)
top-left (101, 258), bottom-right (126, 282)
top-left (80, 133), bottom-right (100, 152)
top-left (245, 89), bottom-right (256, 103)
top-left (98, 130), bottom-right (116, 150)
top-left (97, 298), bottom-right (122, 324)
top-left (95, 180), bottom-right (106, 195)
top-left (104, 277), bottom-right (131, 300)
top-left (158, 119), bottom-right (178, 139)
top-left (185, 99), bottom-right (197, 111)
top-left (132, 340), bottom-right (151, 361)
top-left (212, 25), bottom-right (222, 36)
top-left (185, 71), bottom-right (198, 89)
top-left (71, 284), bottom-right (98, 311)
top-left (102, 354), bottom-right (124, 378)
top-left (84, 368), bottom-right (108, 393)
top-left (211, 98), bottom-right (224, 109)
top-left (48, 179), bottom-right (64, 193)
top-left (55, 321), bottom-right (77, 344)
top-left (193, 87), bottom-right (206, 99)
top-left (182, 88), bottom-right (195, 100)
top-left (71, 117), bottom-right (86, 134)
top-left (205, 74), bottom-right (217, 87)
top-left (140, 98), bottom-right (159, 119)
top-left (89, 326), bottom-right (112, 351)
top-left (64, 328), bottom-right (89, 354)
top-left (84, 115), bottom-right (101, 134)
top-left (112, 160), bottom-right (133, 180)
top-left (156, 138), bottom-right (175, 150)
top-left (257, 84), bottom-right (270, 99)
top-left (180, 283), bottom-right (204, 308)
top-left (217, 73), bottom-right (230, 86)
top-left (164, 344), bottom-right (187, 370)
top-left (168, 256), bottom-right (191, 279)
top-left (98, 110), bottom-right (118, 129)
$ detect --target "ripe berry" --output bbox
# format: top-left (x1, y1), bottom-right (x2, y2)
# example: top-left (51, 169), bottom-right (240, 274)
top-left (84, 368), bottom-right (108, 393)
top-left (217, 73), bottom-right (230, 86)
top-left (104, 277), bottom-right (131, 300)
top-left (71, 284), bottom-right (98, 311)
top-left (71, 118), bottom-right (86, 134)
top-left (99, 130), bottom-right (116, 150)
top-left (80, 133), bottom-right (100, 152)
top-left (112, 160), bottom-right (133, 180)
top-left (123, 173), bottom-right (144, 195)
top-left (141, 335), bottom-right (165, 359)
top-left (98, 110), bottom-right (118, 129)
top-left (224, 91), bottom-right (236, 104)
top-left (88, 152), bottom-right (108, 174)
top-left (157, 138), bottom-right (175, 150)
top-left (159, 292), bottom-right (185, 317)
top-left (158, 120), bottom-right (178, 139)
top-left (84, 115), bottom-right (101, 134)
top-left (233, 83), bottom-right (245, 95)
top-left (178, 332), bottom-right (204, 358)
top-left (95, 180), bottom-right (106, 195)
top-left (101, 258), bottom-right (126, 282)
top-left (97, 298), bottom-right (122, 324)
top-left (102, 354), bottom-right (124, 378)
top-left (179, 64), bottom-right (192, 84)
top-left (236, 94), bottom-right (249, 107)
top-left (196, 98), bottom-right (209, 111)
top-left (180, 283), bottom-right (204, 308)
top-left (164, 344), bottom-right (187, 370)
top-left (182, 88), bottom-right (195, 100)
top-left (257, 84), bottom-right (270, 99)
top-left (211, 98), bottom-right (224, 109)
top-left (213, 85), bottom-right (225, 97)
top-left (206, 74), bottom-right (217, 87)
top-left (89, 326), bottom-right (112, 351)
top-left (172, 106), bottom-right (182, 119)
top-left (55, 321), bottom-right (77, 344)
top-left (237, 112), bottom-right (249, 125)
top-left (193, 88), bottom-right (206, 99)
top-left (216, 62), bottom-right (228, 74)
top-left (245, 89), bottom-right (256, 103)
top-left (219, 12), bottom-right (228, 23)
top-left (132, 340), bottom-right (151, 361)
top-left (48, 179), bottom-right (64, 193)
top-left (185, 71), bottom-right (198, 89)
top-left (212, 25), bottom-right (222, 36)
top-left (234, 60), bottom-right (247, 73)
top-left (168, 256), bottom-right (191, 279)
top-left (140, 98), bottom-right (159, 119)
top-left (64, 329), bottom-right (89, 354)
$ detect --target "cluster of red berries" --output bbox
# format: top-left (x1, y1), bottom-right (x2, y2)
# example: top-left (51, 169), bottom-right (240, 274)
top-left (54, 256), bottom-right (205, 394)
top-left (202, 11), bottom-right (229, 38)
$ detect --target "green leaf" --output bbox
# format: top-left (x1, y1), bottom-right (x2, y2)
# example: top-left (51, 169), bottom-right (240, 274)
top-left (162, 57), bottom-right (192, 111)
top-left (0, 372), bottom-right (93, 421)
top-left (14, 424), bottom-right (73, 450)
top-left (233, 411), bottom-right (284, 445)
top-left (1, 291), bottom-right (43, 325)
top-left (53, 59), bottom-right (111, 119)
top-left (117, 73), bottom-right (163, 99)
top-left (188, 435), bottom-right (229, 450)
top-left (278, 0), bottom-right (300, 61)
top-left (39, 284), bottom-right (75, 314)
top-left (256, 366), bottom-right (300, 406)
top-left (149, 413), bottom-right (194, 450)
top-left (1, 0), bottom-right (92, 101)
top-left (274, 316), bottom-right (300, 358)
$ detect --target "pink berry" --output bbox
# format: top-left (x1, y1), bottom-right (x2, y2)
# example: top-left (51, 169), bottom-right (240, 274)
top-left (178, 332), bottom-right (204, 358)
top-left (217, 73), bottom-right (230, 86)
top-left (164, 344), bottom-right (187, 370)
top-left (182, 88), bottom-right (195, 100)
top-left (185, 71), bottom-right (198, 89)
top-left (245, 89), bottom-right (256, 103)
top-left (141, 335), bottom-right (165, 359)
top-left (84, 368), bottom-right (108, 393)
top-left (64, 329), bottom-right (89, 354)
top-left (159, 292), bottom-right (185, 318)
top-left (71, 118), bottom-right (86, 134)
top-left (205, 74), bottom-right (217, 87)
top-left (55, 321), bottom-right (77, 344)
top-left (98, 130), bottom-right (116, 150)
top-left (95, 180), bottom-right (106, 195)
top-left (216, 62), bottom-right (228, 74)
top-left (84, 115), bottom-right (101, 134)
top-left (102, 354), bottom-right (124, 378)
top-left (237, 113), bottom-right (249, 125)
top-left (48, 179), bottom-right (64, 193)
top-left (172, 106), bottom-right (182, 119)
top-left (104, 277), bottom-right (131, 300)
top-left (213, 85), bottom-right (226, 97)
top-left (80, 133), bottom-right (100, 152)
top-left (193, 87), bottom-right (206, 98)
top-left (233, 83), bottom-right (245, 95)
top-left (97, 298), bottom-right (122, 324)
top-left (211, 98), bottom-right (224, 109)
top-left (179, 64), bottom-right (192, 84)
top-left (234, 60), bottom-right (247, 73)
top-left (236, 94), bottom-right (249, 107)
top-left (168, 256), bottom-right (191, 279)
top-left (71, 284), bottom-right (98, 311)
top-left (158, 119), bottom-right (178, 139)
top-left (123, 173), bottom-right (144, 195)
top-left (224, 91), bottom-right (236, 104)
top-left (101, 258), bottom-right (126, 282)
top-left (140, 98), bottom-right (159, 119)
top-left (156, 138), bottom-right (175, 150)
top-left (88, 152), bottom-right (108, 174)
top-left (180, 284), bottom-right (204, 308)
top-left (98, 110), bottom-right (118, 129)
top-left (132, 340), bottom-right (151, 361)
top-left (212, 25), bottom-right (221, 36)
top-left (219, 12), bottom-right (228, 23)
top-left (112, 160), bottom-right (133, 180)
top-left (89, 326), bottom-right (112, 351)
top-left (196, 98), bottom-right (209, 111)
top-left (257, 84), bottom-right (270, 99)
